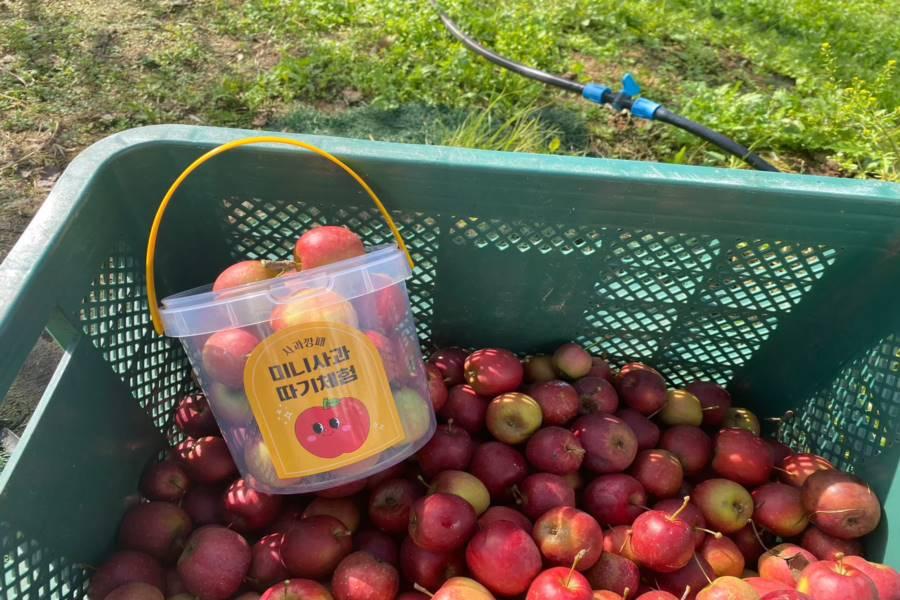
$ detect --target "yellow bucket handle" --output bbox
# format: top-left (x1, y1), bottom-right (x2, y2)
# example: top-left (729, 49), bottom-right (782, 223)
top-left (146, 136), bottom-right (415, 336)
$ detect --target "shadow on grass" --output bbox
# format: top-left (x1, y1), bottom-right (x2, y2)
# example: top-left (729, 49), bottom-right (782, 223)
top-left (274, 103), bottom-right (593, 154)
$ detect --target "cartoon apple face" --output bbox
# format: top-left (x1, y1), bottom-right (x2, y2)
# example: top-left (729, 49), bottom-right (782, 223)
top-left (295, 397), bottom-right (371, 458)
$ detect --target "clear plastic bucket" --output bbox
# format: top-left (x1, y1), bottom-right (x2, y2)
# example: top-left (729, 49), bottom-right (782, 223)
top-left (148, 137), bottom-right (435, 494)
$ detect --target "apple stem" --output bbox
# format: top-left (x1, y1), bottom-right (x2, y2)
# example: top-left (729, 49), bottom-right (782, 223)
top-left (413, 583), bottom-right (435, 598)
top-left (771, 466), bottom-right (790, 474)
top-left (680, 586), bottom-right (692, 600)
top-left (631, 502), bottom-right (652, 512)
top-left (695, 527), bottom-right (722, 539)
top-left (619, 529), bottom-right (633, 555)
top-left (701, 405), bottom-right (720, 411)
top-left (749, 520), bottom-right (773, 553)
top-left (668, 496), bottom-right (691, 521)
top-left (417, 474), bottom-right (433, 491)
top-left (693, 553), bottom-right (713, 584)
top-left (261, 259), bottom-right (297, 273)
top-left (647, 406), bottom-right (665, 420)
top-left (566, 549), bottom-right (588, 587)
top-left (511, 485), bottom-right (524, 505)
top-left (446, 419), bottom-right (454, 433)
top-left (835, 552), bottom-right (846, 574)
top-left (623, 587), bottom-right (631, 600)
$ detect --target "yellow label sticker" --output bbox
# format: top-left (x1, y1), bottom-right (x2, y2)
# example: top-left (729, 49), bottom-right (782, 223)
top-left (243, 321), bottom-right (405, 479)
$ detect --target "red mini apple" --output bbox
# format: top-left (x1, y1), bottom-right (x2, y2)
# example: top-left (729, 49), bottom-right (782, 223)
top-left (174, 393), bottom-right (219, 438)
top-left (179, 436), bottom-right (237, 485)
top-left (656, 554), bottom-right (714, 600)
top-left (801, 470), bottom-right (882, 539)
top-left (553, 343), bottom-right (593, 380)
top-left (224, 478), bottom-right (284, 533)
top-left (758, 543), bottom-right (817, 586)
top-left (570, 413), bottom-right (638, 473)
top-left (177, 526), bottom-right (251, 600)
top-left (464, 348), bottom-right (523, 396)
top-left (796, 558), bottom-right (879, 600)
top-left (685, 381), bottom-right (731, 427)
top-left (281, 515), bottom-right (352, 579)
top-left (660, 425), bottom-right (713, 477)
top-left (433, 577), bottom-right (495, 600)
top-left (731, 523), bottom-right (772, 566)
top-left (584, 551), bottom-right (640, 597)
top-left (615, 363), bottom-right (667, 415)
top-left (700, 535), bottom-right (744, 577)
top-left (259, 578), bottom-right (333, 600)
top-left (368, 478), bottom-right (422, 535)
top-left (331, 551), bottom-right (399, 600)
top-left (525, 355), bottom-right (558, 383)
top-left (653, 497), bottom-right (707, 550)
top-left (182, 484), bottom-right (225, 527)
top-left (469, 441), bottom-right (528, 502)
top-left (574, 376), bottom-right (619, 415)
top-left (248, 533), bottom-right (289, 591)
top-left (531, 380), bottom-right (581, 425)
top-left (711, 428), bottom-right (773, 487)
top-left (89, 551), bottom-right (165, 600)
top-left (355, 529), bottom-right (399, 566)
top-left (416, 423), bottom-right (474, 478)
top-left (526, 426), bottom-right (586, 475)
top-left (293, 225), bottom-right (364, 269)
top-left (696, 576), bottom-right (758, 600)
top-left (517, 473), bottom-right (576, 520)
top-left (202, 328), bottom-right (260, 389)
top-left (533, 507), bottom-right (603, 569)
top-left (693, 478), bottom-right (753, 534)
top-left (408, 493), bottom-right (477, 553)
top-left (465, 520), bottom-right (542, 597)
top-left (303, 496), bottom-right (361, 532)
top-left (439, 385), bottom-right (490, 434)
top-left (426, 364), bottom-right (449, 412)
top-left (582, 473), bottom-right (646, 526)
top-left (751, 482), bottom-right (808, 538)
top-left (630, 448), bottom-right (684, 499)
top-left (139, 460), bottom-right (191, 503)
top-left (429, 347), bottom-right (468, 387)
top-left (399, 536), bottom-right (465, 591)
top-left (478, 506), bottom-right (533, 532)
top-left (118, 501), bottom-right (193, 563)
top-left (603, 526), bottom-right (639, 563)
top-left (842, 556), bottom-right (900, 600)
top-left (527, 562), bottom-right (593, 600)
top-left (615, 408), bottom-right (660, 451)
top-left (779, 453), bottom-right (834, 487)
top-left (630, 496), bottom-right (695, 572)
top-left (801, 526), bottom-right (864, 560)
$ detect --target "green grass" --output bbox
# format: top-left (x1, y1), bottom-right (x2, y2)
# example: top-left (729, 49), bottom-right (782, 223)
top-left (217, 0), bottom-right (899, 178)
top-left (1, 0), bottom-right (898, 232)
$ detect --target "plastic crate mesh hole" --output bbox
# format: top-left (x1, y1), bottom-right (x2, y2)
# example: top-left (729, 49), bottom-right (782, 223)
top-left (80, 242), bottom-right (194, 436)
top-left (780, 333), bottom-right (900, 471)
top-left (1, 526), bottom-right (87, 600)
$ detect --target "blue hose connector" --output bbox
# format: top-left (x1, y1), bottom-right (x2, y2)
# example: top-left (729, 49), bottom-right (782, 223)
top-left (631, 97), bottom-right (661, 120)
top-left (582, 83), bottom-right (611, 105)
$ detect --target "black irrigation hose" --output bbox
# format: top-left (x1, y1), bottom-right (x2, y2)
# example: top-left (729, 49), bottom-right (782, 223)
top-left (655, 108), bottom-right (779, 172)
top-left (429, 0), bottom-right (780, 172)
top-left (431, 1), bottom-right (585, 95)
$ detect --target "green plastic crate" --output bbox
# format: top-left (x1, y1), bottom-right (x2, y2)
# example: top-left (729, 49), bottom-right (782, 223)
top-left (1, 125), bottom-right (899, 597)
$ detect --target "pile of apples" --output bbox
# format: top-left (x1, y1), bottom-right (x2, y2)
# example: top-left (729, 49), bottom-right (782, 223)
top-left (89, 342), bottom-right (898, 600)
top-left (87, 225), bottom-right (898, 600)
